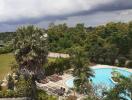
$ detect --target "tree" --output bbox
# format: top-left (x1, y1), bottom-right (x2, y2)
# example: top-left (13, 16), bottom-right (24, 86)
top-left (13, 25), bottom-right (48, 99)
top-left (71, 47), bottom-right (94, 94)
top-left (7, 75), bottom-right (14, 90)
top-left (104, 76), bottom-right (132, 100)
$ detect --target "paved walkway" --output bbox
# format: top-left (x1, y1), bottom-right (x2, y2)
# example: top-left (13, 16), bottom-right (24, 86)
top-left (48, 52), bottom-right (70, 58)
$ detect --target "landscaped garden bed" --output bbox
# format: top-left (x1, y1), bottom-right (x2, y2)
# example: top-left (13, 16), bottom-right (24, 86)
top-left (111, 77), bottom-right (120, 83)
top-left (110, 69), bottom-right (122, 84)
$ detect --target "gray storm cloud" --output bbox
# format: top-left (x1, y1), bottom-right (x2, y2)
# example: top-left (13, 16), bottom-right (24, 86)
top-left (1, 0), bottom-right (132, 24)
top-left (0, 0), bottom-right (132, 31)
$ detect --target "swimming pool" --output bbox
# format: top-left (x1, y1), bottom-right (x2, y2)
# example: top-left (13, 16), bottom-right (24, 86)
top-left (65, 68), bottom-right (132, 89)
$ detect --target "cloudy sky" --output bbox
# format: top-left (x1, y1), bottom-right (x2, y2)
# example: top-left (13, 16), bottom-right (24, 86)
top-left (0, 0), bottom-right (132, 32)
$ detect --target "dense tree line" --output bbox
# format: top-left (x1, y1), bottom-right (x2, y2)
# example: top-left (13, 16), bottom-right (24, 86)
top-left (0, 32), bottom-right (15, 42)
top-left (0, 22), bottom-right (132, 66)
top-left (0, 32), bottom-right (15, 54)
top-left (47, 22), bottom-right (132, 66)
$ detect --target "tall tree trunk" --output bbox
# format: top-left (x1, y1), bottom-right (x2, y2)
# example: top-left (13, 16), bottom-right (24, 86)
top-left (31, 75), bottom-right (37, 100)
top-left (73, 87), bottom-right (76, 97)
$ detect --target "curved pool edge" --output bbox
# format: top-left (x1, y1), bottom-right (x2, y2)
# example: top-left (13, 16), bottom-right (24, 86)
top-left (109, 77), bottom-right (118, 84)
top-left (91, 67), bottom-right (132, 74)
top-left (65, 67), bottom-right (132, 88)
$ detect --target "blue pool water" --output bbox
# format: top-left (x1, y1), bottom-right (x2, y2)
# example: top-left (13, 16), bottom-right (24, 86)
top-left (65, 68), bottom-right (132, 89)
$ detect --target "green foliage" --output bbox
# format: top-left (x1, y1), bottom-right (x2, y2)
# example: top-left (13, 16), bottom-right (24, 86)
top-left (10, 62), bottom-right (19, 73)
top-left (48, 22), bottom-right (132, 65)
top-left (0, 32), bottom-right (14, 54)
top-left (45, 58), bottom-right (71, 76)
top-left (0, 32), bottom-right (14, 42)
top-left (0, 90), bottom-right (15, 98)
top-left (0, 45), bottom-right (13, 54)
top-left (48, 23), bottom-right (87, 53)
top-left (1, 22), bottom-right (132, 66)
top-left (71, 48), bottom-right (94, 94)
top-left (111, 69), bottom-right (121, 77)
top-left (7, 75), bottom-right (14, 90)
top-left (37, 89), bottom-right (57, 100)
top-left (13, 26), bottom-right (48, 99)
top-left (15, 75), bottom-right (32, 97)
top-left (14, 25), bottom-right (48, 78)
top-left (116, 57), bottom-right (127, 67)
top-left (104, 76), bottom-right (132, 100)
top-left (125, 60), bottom-right (132, 68)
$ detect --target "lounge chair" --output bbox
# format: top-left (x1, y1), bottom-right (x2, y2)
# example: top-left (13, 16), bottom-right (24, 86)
top-left (49, 74), bottom-right (62, 82)
top-left (39, 78), bottom-right (49, 84)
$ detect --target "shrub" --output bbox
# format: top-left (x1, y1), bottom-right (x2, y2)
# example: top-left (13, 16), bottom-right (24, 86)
top-left (0, 90), bottom-right (14, 98)
top-left (0, 45), bottom-right (13, 54)
top-left (15, 75), bottom-right (32, 97)
top-left (5, 90), bottom-right (14, 97)
top-left (37, 89), bottom-right (57, 100)
top-left (0, 91), bottom-right (2, 98)
top-left (116, 57), bottom-right (127, 67)
top-left (125, 60), bottom-right (132, 68)
top-left (7, 75), bottom-right (14, 90)
top-left (44, 58), bottom-right (71, 76)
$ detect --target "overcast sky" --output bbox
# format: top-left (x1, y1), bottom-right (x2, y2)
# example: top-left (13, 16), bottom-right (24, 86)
top-left (0, 0), bottom-right (132, 32)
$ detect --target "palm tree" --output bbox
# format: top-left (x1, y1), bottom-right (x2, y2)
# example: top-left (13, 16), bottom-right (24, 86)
top-left (71, 47), bottom-right (94, 94)
top-left (13, 25), bottom-right (48, 99)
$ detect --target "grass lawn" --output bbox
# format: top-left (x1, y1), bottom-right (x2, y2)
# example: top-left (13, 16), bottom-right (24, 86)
top-left (48, 57), bottom-right (56, 63)
top-left (0, 53), bottom-right (15, 80)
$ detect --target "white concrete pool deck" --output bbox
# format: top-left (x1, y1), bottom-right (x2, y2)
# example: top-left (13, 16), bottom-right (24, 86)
top-left (36, 73), bottom-right (73, 91)
top-left (92, 64), bottom-right (132, 72)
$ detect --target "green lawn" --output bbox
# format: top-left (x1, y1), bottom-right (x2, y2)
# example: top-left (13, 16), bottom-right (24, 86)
top-left (48, 57), bottom-right (56, 63)
top-left (0, 53), bottom-right (15, 80)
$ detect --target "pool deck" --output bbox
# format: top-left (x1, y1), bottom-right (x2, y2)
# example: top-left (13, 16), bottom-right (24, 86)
top-left (36, 73), bottom-right (73, 92)
top-left (92, 64), bottom-right (132, 72)
top-left (36, 64), bottom-right (132, 100)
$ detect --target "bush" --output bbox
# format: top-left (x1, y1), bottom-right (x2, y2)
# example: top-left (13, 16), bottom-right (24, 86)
top-left (0, 90), bottom-right (14, 98)
top-left (15, 75), bottom-right (32, 97)
top-left (0, 45), bottom-right (13, 54)
top-left (0, 91), bottom-right (2, 98)
top-left (37, 89), bottom-right (57, 100)
top-left (7, 75), bottom-right (14, 90)
top-left (44, 58), bottom-right (71, 76)
top-left (116, 57), bottom-right (127, 67)
top-left (125, 60), bottom-right (132, 68)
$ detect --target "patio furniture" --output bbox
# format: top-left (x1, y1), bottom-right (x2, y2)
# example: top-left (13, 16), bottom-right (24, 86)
top-left (49, 74), bottom-right (62, 82)
top-left (39, 78), bottom-right (49, 84)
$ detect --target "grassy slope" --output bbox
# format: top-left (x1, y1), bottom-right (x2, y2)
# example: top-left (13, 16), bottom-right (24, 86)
top-left (48, 58), bottom-right (56, 63)
top-left (0, 53), bottom-right (15, 80)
